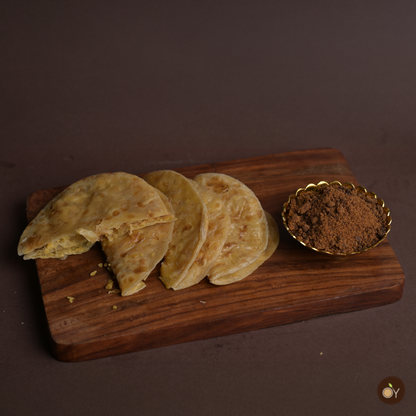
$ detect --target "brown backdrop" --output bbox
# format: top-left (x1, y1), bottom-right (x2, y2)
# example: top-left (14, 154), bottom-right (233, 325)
top-left (1, 1), bottom-right (415, 415)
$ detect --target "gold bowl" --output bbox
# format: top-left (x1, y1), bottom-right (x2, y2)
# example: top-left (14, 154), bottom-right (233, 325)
top-left (281, 181), bottom-right (392, 256)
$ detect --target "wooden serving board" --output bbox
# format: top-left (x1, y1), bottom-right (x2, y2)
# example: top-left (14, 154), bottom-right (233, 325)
top-left (26, 148), bottom-right (405, 362)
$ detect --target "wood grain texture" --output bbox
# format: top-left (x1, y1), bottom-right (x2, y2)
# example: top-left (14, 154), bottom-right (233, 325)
top-left (24, 148), bottom-right (405, 362)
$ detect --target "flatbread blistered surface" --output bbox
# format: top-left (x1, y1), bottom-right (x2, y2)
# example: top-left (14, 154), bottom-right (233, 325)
top-left (210, 211), bottom-right (279, 285)
top-left (194, 172), bottom-right (268, 281)
top-left (144, 170), bottom-right (208, 290)
top-left (18, 172), bottom-right (175, 260)
top-left (101, 190), bottom-right (175, 296)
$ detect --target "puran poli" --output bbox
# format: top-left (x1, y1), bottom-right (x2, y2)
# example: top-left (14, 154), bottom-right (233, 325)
top-left (173, 180), bottom-right (231, 290)
top-left (194, 173), bottom-right (268, 280)
top-left (209, 211), bottom-right (279, 285)
top-left (143, 170), bottom-right (208, 290)
top-left (101, 191), bottom-right (175, 296)
top-left (18, 172), bottom-right (176, 260)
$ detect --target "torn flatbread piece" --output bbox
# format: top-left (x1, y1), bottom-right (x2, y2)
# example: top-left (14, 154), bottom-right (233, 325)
top-left (18, 172), bottom-right (176, 260)
top-left (209, 211), bottom-right (279, 285)
top-left (194, 173), bottom-right (268, 281)
top-left (144, 170), bottom-right (208, 290)
top-left (101, 190), bottom-right (175, 296)
top-left (173, 180), bottom-right (231, 290)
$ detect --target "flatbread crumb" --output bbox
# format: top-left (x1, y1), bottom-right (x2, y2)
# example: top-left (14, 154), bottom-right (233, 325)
top-left (66, 296), bottom-right (75, 303)
top-left (105, 279), bottom-right (114, 290)
top-left (90, 270), bottom-right (97, 276)
top-left (112, 305), bottom-right (117, 310)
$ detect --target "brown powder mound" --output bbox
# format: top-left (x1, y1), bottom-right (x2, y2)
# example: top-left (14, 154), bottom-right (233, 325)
top-left (286, 185), bottom-right (388, 253)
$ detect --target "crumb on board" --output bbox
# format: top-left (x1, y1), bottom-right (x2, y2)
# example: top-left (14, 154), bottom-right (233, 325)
top-left (112, 305), bottom-right (117, 310)
top-left (66, 296), bottom-right (75, 303)
top-left (105, 279), bottom-right (114, 290)
top-left (108, 289), bottom-right (121, 294)
top-left (200, 300), bottom-right (206, 304)
top-left (98, 263), bottom-right (103, 268)
top-left (320, 352), bottom-right (323, 355)
top-left (90, 270), bottom-right (97, 276)
top-left (103, 260), bottom-right (113, 272)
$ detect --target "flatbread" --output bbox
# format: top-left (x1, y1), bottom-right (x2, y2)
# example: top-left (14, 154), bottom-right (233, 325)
top-left (101, 190), bottom-right (175, 296)
top-left (144, 170), bottom-right (208, 289)
top-left (18, 172), bottom-right (176, 260)
top-left (194, 173), bottom-right (268, 281)
top-left (173, 180), bottom-right (231, 290)
top-left (209, 211), bottom-right (279, 285)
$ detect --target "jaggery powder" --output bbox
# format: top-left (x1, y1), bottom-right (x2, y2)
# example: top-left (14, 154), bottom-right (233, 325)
top-left (286, 185), bottom-right (388, 253)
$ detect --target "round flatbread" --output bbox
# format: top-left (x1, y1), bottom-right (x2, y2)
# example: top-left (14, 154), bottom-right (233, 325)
top-left (210, 211), bottom-right (279, 285)
top-left (18, 172), bottom-right (176, 260)
top-left (194, 173), bottom-right (268, 281)
top-left (144, 170), bottom-right (208, 289)
top-left (101, 190), bottom-right (175, 296)
top-left (173, 180), bottom-right (231, 290)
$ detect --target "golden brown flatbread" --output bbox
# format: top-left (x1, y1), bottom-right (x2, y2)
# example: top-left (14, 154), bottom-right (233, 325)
top-left (144, 170), bottom-right (208, 290)
top-left (18, 172), bottom-right (176, 260)
top-left (173, 180), bottom-right (231, 290)
top-left (194, 173), bottom-right (268, 281)
top-left (209, 211), bottom-right (279, 285)
top-left (101, 190), bottom-right (175, 296)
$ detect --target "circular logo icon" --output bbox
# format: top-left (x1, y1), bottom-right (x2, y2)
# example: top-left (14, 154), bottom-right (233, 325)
top-left (378, 376), bottom-right (405, 404)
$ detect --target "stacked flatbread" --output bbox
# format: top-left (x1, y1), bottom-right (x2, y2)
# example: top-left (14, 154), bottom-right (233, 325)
top-left (144, 170), bottom-right (279, 290)
top-left (18, 170), bottom-right (279, 296)
top-left (143, 171), bottom-right (232, 290)
top-left (193, 173), bottom-right (278, 286)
